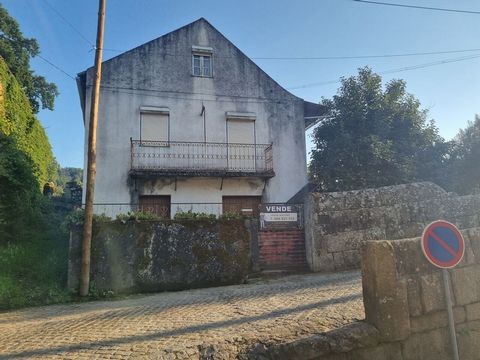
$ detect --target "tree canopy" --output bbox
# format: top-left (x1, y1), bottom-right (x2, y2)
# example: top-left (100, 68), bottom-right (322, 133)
top-left (0, 4), bottom-right (58, 113)
top-left (448, 115), bottom-right (480, 195)
top-left (309, 67), bottom-right (449, 192)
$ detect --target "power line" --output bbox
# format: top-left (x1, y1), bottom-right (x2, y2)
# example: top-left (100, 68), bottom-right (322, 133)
top-left (352, 0), bottom-right (480, 15)
top-left (253, 48), bottom-right (480, 60)
top-left (288, 53), bottom-right (480, 90)
top-left (101, 47), bottom-right (480, 60)
top-left (36, 54), bottom-right (76, 80)
top-left (41, 0), bottom-right (95, 48)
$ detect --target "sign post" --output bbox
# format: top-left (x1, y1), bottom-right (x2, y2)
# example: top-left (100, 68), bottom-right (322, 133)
top-left (422, 220), bottom-right (465, 360)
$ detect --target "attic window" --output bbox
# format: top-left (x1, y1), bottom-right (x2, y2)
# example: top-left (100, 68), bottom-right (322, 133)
top-left (192, 46), bottom-right (213, 77)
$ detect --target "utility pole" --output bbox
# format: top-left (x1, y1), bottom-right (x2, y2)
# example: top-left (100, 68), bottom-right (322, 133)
top-left (80, 0), bottom-right (106, 297)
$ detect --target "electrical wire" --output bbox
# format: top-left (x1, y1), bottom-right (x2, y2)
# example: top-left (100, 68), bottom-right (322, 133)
top-left (287, 53), bottom-right (480, 90)
top-left (41, 0), bottom-right (95, 48)
top-left (36, 54), bottom-right (76, 79)
top-left (352, 0), bottom-right (480, 15)
top-left (101, 47), bottom-right (480, 61)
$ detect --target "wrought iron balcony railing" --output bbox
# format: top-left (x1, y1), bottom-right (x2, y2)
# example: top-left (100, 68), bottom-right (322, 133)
top-left (130, 139), bottom-right (274, 176)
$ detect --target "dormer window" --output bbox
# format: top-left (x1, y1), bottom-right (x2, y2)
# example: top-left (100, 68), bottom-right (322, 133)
top-left (192, 46), bottom-right (213, 77)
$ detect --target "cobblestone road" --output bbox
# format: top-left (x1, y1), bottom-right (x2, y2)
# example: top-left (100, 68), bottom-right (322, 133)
top-left (0, 271), bottom-right (363, 359)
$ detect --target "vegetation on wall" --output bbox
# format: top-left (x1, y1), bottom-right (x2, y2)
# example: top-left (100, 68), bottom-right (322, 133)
top-left (0, 10), bottom-right (68, 308)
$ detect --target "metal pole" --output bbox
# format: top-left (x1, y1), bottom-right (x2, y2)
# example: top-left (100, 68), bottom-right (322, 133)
top-left (80, 0), bottom-right (106, 297)
top-left (442, 269), bottom-right (460, 360)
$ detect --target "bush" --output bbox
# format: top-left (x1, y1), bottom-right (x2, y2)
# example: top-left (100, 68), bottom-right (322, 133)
top-left (219, 211), bottom-right (243, 220)
top-left (174, 211), bottom-right (217, 220)
top-left (116, 210), bottom-right (160, 223)
top-left (63, 208), bottom-right (112, 228)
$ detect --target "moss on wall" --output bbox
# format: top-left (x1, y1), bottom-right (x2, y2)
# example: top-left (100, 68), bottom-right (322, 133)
top-left (68, 219), bottom-right (251, 294)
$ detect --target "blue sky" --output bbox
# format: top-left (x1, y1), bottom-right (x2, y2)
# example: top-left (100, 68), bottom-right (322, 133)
top-left (3, 0), bottom-right (480, 168)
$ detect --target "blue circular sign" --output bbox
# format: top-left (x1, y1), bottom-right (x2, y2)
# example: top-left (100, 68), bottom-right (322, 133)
top-left (421, 220), bottom-right (465, 269)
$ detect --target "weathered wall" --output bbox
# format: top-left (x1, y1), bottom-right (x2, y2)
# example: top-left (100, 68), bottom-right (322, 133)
top-left (245, 228), bottom-right (480, 360)
top-left (80, 18), bottom-right (308, 214)
top-left (68, 219), bottom-right (250, 293)
top-left (305, 182), bottom-right (480, 272)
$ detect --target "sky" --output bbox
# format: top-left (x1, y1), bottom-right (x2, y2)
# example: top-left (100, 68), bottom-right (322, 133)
top-left (2, 0), bottom-right (480, 168)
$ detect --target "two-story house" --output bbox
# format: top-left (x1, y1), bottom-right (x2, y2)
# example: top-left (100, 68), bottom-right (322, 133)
top-left (76, 18), bottom-right (325, 218)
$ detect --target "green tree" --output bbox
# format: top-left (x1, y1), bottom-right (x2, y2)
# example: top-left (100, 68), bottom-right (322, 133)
top-left (309, 67), bottom-right (449, 192)
top-left (448, 115), bottom-right (480, 195)
top-left (0, 4), bottom-right (58, 112)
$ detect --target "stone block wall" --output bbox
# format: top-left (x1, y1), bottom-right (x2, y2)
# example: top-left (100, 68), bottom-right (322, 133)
top-left (68, 219), bottom-right (250, 293)
top-left (305, 182), bottom-right (480, 272)
top-left (246, 228), bottom-right (480, 359)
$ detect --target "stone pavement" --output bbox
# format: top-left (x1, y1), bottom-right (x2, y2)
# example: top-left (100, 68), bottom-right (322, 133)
top-left (0, 271), bottom-right (363, 359)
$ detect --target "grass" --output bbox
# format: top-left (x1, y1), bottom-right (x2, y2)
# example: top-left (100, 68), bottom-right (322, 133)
top-left (0, 229), bottom-right (72, 310)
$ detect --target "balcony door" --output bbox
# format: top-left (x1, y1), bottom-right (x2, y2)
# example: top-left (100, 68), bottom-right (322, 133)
top-left (227, 119), bottom-right (255, 172)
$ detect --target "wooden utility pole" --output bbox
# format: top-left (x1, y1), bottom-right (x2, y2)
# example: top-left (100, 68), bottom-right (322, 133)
top-left (80, 0), bottom-right (106, 297)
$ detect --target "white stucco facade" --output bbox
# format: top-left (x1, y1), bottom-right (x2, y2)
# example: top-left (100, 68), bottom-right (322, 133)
top-left (77, 18), bottom-right (322, 217)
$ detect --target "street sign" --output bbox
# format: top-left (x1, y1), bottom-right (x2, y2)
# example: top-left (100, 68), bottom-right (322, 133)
top-left (421, 220), bottom-right (465, 269)
top-left (422, 220), bottom-right (464, 360)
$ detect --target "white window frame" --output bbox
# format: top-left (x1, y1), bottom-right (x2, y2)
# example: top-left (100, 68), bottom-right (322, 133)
top-left (192, 46), bottom-right (213, 77)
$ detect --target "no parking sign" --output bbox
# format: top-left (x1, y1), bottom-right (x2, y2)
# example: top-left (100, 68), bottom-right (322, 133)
top-left (422, 220), bottom-right (465, 269)
top-left (422, 220), bottom-right (464, 360)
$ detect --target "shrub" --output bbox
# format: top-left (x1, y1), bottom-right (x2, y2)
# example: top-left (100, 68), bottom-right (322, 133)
top-left (174, 211), bottom-right (216, 220)
top-left (116, 210), bottom-right (160, 223)
top-left (219, 211), bottom-right (243, 220)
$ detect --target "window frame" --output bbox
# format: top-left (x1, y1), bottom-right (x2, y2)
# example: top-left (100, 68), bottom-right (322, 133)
top-left (191, 46), bottom-right (213, 78)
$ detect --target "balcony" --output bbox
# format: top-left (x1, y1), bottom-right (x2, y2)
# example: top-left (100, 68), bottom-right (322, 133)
top-left (130, 139), bottom-right (274, 178)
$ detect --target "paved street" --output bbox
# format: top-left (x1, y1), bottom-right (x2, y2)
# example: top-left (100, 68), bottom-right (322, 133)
top-left (0, 271), bottom-right (363, 359)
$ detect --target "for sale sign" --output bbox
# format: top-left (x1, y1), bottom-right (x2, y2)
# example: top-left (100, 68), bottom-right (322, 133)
top-left (259, 204), bottom-right (302, 229)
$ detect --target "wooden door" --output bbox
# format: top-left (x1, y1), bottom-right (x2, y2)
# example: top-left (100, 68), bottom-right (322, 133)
top-left (139, 195), bottom-right (171, 219)
top-left (222, 196), bottom-right (261, 218)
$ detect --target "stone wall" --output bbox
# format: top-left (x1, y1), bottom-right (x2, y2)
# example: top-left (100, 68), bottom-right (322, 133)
top-left (68, 219), bottom-right (250, 293)
top-left (245, 228), bottom-right (480, 359)
top-left (305, 182), bottom-right (480, 272)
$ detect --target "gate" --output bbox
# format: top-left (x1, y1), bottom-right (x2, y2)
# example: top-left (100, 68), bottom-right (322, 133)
top-left (257, 204), bottom-right (308, 271)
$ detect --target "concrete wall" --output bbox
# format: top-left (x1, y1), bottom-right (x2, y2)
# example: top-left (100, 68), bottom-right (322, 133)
top-left (80, 19), bottom-right (307, 214)
top-left (243, 228), bottom-right (480, 359)
top-left (68, 219), bottom-right (251, 293)
top-left (305, 182), bottom-right (480, 272)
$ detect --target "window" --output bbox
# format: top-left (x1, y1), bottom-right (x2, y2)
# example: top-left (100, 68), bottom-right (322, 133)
top-left (140, 108), bottom-right (169, 144)
top-left (192, 46), bottom-right (213, 77)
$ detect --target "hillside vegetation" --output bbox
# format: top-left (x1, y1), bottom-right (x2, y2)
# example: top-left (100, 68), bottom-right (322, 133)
top-left (0, 57), bottom-right (69, 309)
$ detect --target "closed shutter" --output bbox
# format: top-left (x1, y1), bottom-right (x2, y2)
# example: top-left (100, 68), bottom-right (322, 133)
top-left (141, 113), bottom-right (169, 142)
top-left (227, 119), bottom-right (254, 144)
top-left (227, 119), bottom-right (255, 171)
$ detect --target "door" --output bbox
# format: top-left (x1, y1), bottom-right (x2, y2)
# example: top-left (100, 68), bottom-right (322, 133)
top-left (227, 119), bottom-right (255, 172)
top-left (139, 195), bottom-right (171, 219)
top-left (222, 196), bottom-right (261, 218)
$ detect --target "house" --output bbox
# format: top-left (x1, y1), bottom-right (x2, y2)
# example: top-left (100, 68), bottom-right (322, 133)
top-left (76, 18), bottom-right (325, 218)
